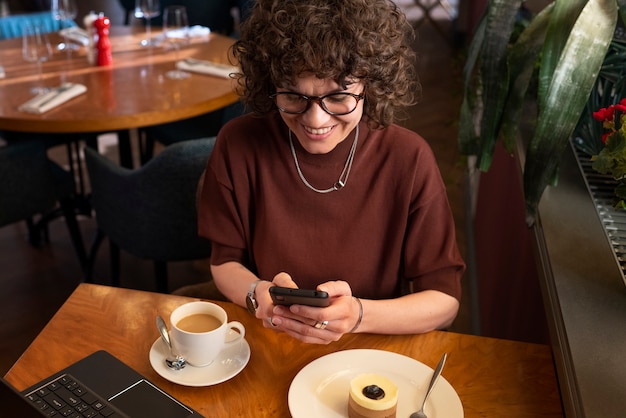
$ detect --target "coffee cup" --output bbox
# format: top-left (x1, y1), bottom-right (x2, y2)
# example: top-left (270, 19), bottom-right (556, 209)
top-left (169, 301), bottom-right (245, 367)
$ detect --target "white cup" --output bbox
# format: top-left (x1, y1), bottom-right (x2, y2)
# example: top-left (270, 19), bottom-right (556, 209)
top-left (169, 301), bottom-right (245, 367)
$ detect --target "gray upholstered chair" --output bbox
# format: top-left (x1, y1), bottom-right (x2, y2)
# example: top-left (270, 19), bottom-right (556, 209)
top-left (0, 140), bottom-right (87, 273)
top-left (84, 137), bottom-right (215, 293)
top-left (139, 103), bottom-right (243, 164)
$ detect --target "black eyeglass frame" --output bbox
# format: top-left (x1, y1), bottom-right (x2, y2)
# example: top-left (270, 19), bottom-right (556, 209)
top-left (269, 92), bottom-right (365, 115)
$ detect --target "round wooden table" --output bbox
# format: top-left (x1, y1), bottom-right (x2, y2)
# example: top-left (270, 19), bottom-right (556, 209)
top-left (0, 27), bottom-right (238, 134)
top-left (5, 283), bottom-right (564, 418)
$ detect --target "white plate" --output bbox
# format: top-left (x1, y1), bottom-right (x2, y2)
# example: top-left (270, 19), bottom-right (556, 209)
top-left (149, 335), bottom-right (250, 387)
top-left (288, 349), bottom-right (463, 418)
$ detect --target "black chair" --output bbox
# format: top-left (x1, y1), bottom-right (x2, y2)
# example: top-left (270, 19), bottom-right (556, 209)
top-left (84, 137), bottom-right (215, 293)
top-left (139, 102), bottom-right (244, 164)
top-left (0, 140), bottom-right (87, 273)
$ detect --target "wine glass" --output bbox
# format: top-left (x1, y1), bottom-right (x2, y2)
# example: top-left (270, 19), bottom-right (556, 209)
top-left (22, 23), bottom-right (53, 94)
top-left (136, 0), bottom-right (161, 47)
top-left (51, 0), bottom-right (78, 52)
top-left (163, 5), bottom-right (190, 79)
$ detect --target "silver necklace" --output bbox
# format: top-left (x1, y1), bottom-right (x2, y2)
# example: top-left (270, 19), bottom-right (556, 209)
top-left (289, 125), bottom-right (359, 193)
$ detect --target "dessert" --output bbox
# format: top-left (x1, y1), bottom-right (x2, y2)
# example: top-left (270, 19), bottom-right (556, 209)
top-left (348, 373), bottom-right (398, 418)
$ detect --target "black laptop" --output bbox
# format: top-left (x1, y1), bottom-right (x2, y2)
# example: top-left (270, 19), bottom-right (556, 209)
top-left (2, 350), bottom-right (202, 417)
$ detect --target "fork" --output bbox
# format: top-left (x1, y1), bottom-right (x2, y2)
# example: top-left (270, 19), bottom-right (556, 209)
top-left (410, 352), bottom-right (447, 418)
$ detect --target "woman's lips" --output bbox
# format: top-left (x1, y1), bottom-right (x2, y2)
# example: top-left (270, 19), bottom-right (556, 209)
top-left (303, 125), bottom-right (334, 140)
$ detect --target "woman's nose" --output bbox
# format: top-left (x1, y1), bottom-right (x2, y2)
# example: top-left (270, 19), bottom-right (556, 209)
top-left (302, 100), bottom-right (331, 125)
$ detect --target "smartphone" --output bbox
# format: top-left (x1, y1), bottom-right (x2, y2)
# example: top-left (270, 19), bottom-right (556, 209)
top-left (269, 286), bottom-right (330, 307)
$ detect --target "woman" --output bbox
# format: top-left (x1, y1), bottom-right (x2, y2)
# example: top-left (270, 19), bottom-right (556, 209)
top-left (197, 0), bottom-right (465, 344)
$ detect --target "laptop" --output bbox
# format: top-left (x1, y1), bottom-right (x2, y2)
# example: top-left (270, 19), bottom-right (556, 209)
top-left (2, 350), bottom-right (203, 417)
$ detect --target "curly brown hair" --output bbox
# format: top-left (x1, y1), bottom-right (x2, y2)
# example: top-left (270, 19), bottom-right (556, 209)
top-left (232, 0), bottom-right (420, 128)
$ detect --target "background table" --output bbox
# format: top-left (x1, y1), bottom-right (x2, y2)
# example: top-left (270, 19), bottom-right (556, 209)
top-left (0, 27), bottom-right (238, 134)
top-left (5, 284), bottom-right (563, 417)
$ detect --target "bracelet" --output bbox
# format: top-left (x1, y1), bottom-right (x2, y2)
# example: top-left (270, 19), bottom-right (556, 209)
top-left (348, 297), bottom-right (363, 333)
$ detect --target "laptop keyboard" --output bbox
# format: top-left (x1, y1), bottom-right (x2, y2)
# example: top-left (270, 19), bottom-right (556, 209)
top-left (24, 374), bottom-right (125, 417)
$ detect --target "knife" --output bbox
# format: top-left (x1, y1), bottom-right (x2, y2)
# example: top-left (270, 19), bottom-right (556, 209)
top-left (36, 84), bottom-right (74, 109)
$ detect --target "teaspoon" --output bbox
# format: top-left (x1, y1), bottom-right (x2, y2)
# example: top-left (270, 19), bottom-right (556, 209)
top-left (410, 352), bottom-right (447, 418)
top-left (156, 315), bottom-right (186, 370)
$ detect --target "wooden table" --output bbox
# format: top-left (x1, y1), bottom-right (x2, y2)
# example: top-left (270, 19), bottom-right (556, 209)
top-left (4, 283), bottom-right (563, 417)
top-left (0, 27), bottom-right (238, 134)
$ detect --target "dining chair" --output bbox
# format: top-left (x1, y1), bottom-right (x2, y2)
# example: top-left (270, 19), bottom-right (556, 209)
top-left (0, 140), bottom-right (87, 273)
top-left (84, 137), bottom-right (216, 293)
top-left (138, 103), bottom-right (243, 164)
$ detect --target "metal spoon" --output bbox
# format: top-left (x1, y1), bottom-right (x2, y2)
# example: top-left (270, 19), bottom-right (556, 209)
top-left (410, 352), bottom-right (447, 418)
top-left (156, 315), bottom-right (186, 370)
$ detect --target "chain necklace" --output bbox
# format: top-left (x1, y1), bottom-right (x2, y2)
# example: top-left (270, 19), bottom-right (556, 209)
top-left (289, 125), bottom-right (359, 193)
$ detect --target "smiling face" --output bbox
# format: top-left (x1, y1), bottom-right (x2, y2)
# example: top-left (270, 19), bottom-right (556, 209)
top-left (276, 74), bottom-right (365, 154)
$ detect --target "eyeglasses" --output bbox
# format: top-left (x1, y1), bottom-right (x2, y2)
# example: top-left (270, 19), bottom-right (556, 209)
top-left (270, 92), bottom-right (364, 115)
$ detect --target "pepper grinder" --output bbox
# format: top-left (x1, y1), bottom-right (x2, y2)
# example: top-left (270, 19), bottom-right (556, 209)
top-left (94, 14), bottom-right (112, 66)
top-left (83, 11), bottom-right (97, 65)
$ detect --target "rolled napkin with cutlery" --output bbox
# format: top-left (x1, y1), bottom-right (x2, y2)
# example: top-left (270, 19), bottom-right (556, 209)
top-left (175, 58), bottom-right (238, 79)
top-left (189, 25), bottom-right (210, 38)
top-left (59, 27), bottom-right (90, 47)
top-left (154, 25), bottom-right (210, 47)
top-left (19, 83), bottom-right (87, 114)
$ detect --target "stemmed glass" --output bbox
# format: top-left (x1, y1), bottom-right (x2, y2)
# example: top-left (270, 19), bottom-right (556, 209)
top-left (162, 5), bottom-right (190, 79)
top-left (51, 0), bottom-right (78, 52)
top-left (136, 0), bottom-right (161, 47)
top-left (22, 23), bottom-right (53, 94)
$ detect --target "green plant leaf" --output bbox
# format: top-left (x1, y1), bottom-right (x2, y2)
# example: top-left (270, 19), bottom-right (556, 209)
top-left (617, 0), bottom-right (626, 24)
top-left (476, 0), bottom-right (523, 171)
top-left (537, 0), bottom-right (587, 110)
top-left (501, 4), bottom-right (554, 151)
top-left (458, 9), bottom-right (488, 157)
top-left (592, 131), bottom-right (626, 177)
top-left (524, 0), bottom-right (618, 222)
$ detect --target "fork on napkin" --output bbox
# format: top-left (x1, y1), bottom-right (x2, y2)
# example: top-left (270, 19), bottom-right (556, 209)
top-left (175, 58), bottom-right (238, 79)
top-left (19, 83), bottom-right (87, 114)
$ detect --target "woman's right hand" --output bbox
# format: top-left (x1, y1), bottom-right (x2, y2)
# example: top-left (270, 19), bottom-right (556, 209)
top-left (258, 272), bottom-right (298, 329)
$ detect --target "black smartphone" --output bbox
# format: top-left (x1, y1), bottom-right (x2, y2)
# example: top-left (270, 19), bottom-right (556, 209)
top-left (269, 286), bottom-right (330, 307)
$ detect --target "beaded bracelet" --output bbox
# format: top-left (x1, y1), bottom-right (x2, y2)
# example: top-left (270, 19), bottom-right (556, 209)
top-left (348, 297), bottom-right (363, 333)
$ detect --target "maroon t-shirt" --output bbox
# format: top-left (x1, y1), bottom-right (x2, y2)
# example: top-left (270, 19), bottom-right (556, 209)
top-left (198, 112), bottom-right (464, 301)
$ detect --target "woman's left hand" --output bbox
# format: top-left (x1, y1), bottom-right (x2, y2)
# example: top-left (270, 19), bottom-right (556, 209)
top-left (268, 280), bottom-right (361, 344)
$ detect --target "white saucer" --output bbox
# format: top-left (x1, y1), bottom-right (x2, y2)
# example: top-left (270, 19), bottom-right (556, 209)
top-left (289, 349), bottom-right (463, 418)
top-left (149, 335), bottom-right (250, 387)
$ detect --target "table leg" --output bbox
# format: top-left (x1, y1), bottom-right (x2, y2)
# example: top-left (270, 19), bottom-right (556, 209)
top-left (117, 130), bottom-right (134, 168)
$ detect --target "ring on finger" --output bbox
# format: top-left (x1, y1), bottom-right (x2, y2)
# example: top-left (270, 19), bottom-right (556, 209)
top-left (313, 320), bottom-right (329, 330)
top-left (267, 317), bottom-right (277, 327)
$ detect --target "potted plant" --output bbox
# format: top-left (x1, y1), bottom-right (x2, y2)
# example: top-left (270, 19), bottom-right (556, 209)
top-left (459, 0), bottom-right (626, 225)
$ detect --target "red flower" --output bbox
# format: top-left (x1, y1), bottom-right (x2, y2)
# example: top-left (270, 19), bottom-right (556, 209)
top-left (615, 99), bottom-right (626, 112)
top-left (594, 106), bottom-right (615, 122)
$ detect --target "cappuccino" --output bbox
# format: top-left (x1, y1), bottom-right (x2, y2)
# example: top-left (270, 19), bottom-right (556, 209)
top-left (176, 313), bottom-right (221, 333)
